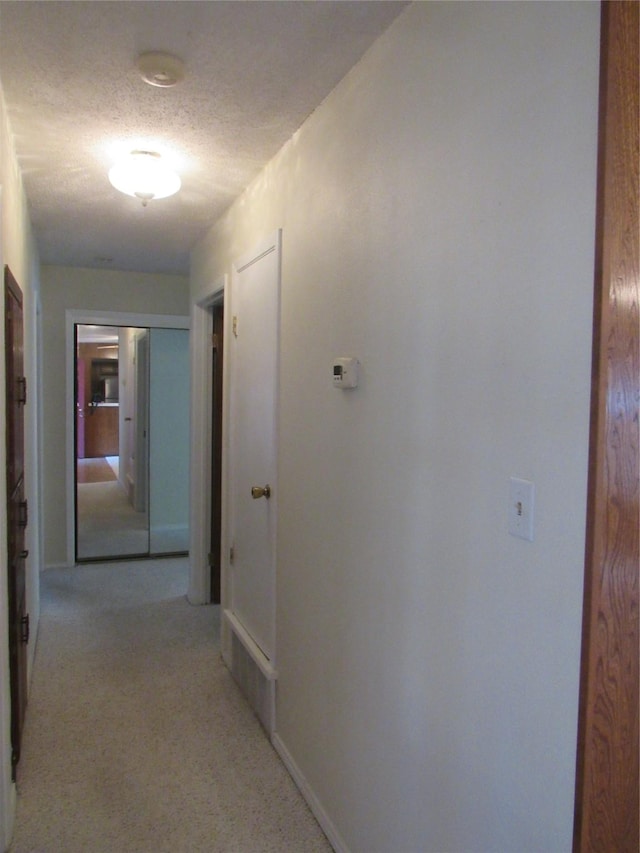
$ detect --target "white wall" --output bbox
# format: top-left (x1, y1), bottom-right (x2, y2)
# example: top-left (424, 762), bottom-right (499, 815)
top-left (191, 3), bottom-right (600, 851)
top-left (39, 266), bottom-right (188, 567)
top-left (0, 83), bottom-right (41, 850)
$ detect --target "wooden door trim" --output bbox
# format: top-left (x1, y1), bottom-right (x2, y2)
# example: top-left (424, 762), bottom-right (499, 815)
top-left (187, 280), bottom-right (227, 605)
top-left (4, 264), bottom-right (27, 781)
top-left (210, 303), bottom-right (224, 604)
top-left (573, 2), bottom-right (639, 850)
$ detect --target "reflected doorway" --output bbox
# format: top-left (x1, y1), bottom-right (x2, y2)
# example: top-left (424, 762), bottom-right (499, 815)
top-left (75, 324), bottom-right (190, 561)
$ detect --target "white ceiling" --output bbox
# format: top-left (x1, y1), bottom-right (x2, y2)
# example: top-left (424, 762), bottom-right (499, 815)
top-left (77, 325), bottom-right (120, 344)
top-left (0, 0), bottom-right (407, 276)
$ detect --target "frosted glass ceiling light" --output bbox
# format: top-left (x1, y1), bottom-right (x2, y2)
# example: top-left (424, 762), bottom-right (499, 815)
top-left (108, 150), bottom-right (181, 206)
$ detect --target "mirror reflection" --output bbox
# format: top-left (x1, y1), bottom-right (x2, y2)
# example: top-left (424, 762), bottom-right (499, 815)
top-left (75, 324), bottom-right (189, 561)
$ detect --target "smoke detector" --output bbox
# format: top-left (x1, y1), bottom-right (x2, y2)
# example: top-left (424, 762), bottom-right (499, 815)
top-left (136, 51), bottom-right (185, 88)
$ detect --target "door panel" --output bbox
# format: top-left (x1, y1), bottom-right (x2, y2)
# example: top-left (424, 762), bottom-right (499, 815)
top-left (5, 271), bottom-right (24, 488)
top-left (84, 406), bottom-right (119, 457)
top-left (76, 357), bottom-right (86, 459)
top-left (5, 265), bottom-right (28, 779)
top-left (229, 234), bottom-right (280, 661)
top-left (7, 481), bottom-right (27, 773)
top-left (133, 330), bottom-right (149, 514)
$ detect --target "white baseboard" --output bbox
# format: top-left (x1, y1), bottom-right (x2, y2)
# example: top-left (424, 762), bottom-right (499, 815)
top-left (272, 732), bottom-right (350, 853)
top-left (150, 523), bottom-right (188, 534)
top-left (1, 781), bottom-right (16, 853)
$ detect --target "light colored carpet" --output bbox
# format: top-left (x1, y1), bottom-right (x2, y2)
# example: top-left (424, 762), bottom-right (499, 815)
top-left (76, 458), bottom-right (116, 484)
top-left (10, 558), bottom-right (331, 853)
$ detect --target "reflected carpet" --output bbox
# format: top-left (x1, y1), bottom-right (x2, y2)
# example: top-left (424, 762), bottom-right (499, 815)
top-left (76, 457), bottom-right (116, 484)
top-left (77, 481), bottom-right (148, 559)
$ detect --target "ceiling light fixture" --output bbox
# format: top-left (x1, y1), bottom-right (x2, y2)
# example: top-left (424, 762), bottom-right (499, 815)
top-left (108, 150), bottom-right (181, 206)
top-left (136, 51), bottom-right (185, 88)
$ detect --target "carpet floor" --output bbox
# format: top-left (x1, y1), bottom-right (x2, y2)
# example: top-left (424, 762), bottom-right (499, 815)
top-left (76, 458), bottom-right (116, 484)
top-left (9, 558), bottom-right (331, 853)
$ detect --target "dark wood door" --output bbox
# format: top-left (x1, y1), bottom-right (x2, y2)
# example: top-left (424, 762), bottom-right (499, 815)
top-left (84, 405), bottom-right (118, 457)
top-left (76, 339), bottom-right (119, 458)
top-left (76, 357), bottom-right (86, 459)
top-left (210, 304), bottom-right (224, 604)
top-left (4, 265), bottom-right (28, 780)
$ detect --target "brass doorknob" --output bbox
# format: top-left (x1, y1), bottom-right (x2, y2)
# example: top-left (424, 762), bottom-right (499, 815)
top-left (251, 485), bottom-right (271, 499)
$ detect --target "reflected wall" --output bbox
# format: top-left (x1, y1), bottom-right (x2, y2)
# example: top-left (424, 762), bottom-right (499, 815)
top-left (149, 328), bottom-right (190, 553)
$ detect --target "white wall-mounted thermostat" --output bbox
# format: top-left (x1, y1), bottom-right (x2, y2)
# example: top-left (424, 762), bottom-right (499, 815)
top-left (333, 357), bottom-right (359, 389)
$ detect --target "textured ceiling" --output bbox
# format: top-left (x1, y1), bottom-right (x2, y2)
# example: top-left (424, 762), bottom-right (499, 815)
top-left (0, 0), bottom-right (406, 275)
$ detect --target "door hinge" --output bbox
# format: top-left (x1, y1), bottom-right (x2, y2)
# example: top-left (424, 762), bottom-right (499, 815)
top-left (18, 500), bottom-right (28, 528)
top-left (232, 315), bottom-right (238, 338)
top-left (212, 333), bottom-right (219, 351)
top-left (229, 545), bottom-right (235, 565)
top-left (16, 376), bottom-right (27, 405)
top-left (20, 614), bottom-right (29, 644)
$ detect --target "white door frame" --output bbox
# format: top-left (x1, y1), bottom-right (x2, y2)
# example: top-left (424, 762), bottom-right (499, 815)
top-left (188, 276), bottom-right (227, 605)
top-left (65, 309), bottom-right (189, 569)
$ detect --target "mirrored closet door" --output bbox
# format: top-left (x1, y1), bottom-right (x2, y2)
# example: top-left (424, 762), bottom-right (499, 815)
top-left (75, 324), bottom-right (189, 561)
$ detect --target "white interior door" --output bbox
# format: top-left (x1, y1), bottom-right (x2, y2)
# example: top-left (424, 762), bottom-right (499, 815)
top-left (229, 232), bottom-right (280, 661)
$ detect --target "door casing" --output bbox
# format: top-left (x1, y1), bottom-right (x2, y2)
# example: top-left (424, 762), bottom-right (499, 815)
top-left (210, 303), bottom-right (224, 604)
top-left (573, 2), bottom-right (639, 848)
top-left (188, 277), bottom-right (227, 605)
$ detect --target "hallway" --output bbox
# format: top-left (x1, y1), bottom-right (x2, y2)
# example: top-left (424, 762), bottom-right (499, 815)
top-left (10, 558), bottom-right (330, 852)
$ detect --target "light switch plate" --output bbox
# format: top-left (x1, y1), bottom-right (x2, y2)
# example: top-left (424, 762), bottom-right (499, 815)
top-left (509, 478), bottom-right (535, 541)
